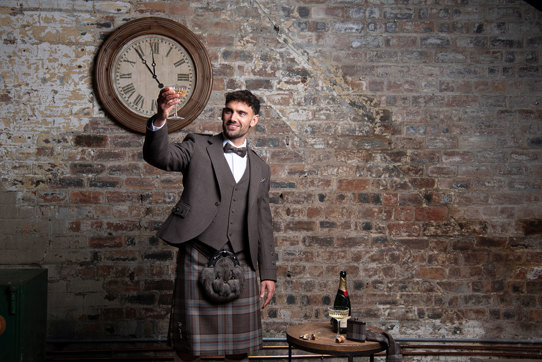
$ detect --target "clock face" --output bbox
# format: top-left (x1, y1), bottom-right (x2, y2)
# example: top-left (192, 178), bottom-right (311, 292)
top-left (112, 34), bottom-right (196, 118)
top-left (94, 17), bottom-right (212, 133)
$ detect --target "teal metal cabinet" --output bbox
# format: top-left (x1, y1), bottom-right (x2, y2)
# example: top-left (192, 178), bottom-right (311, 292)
top-left (0, 269), bottom-right (48, 362)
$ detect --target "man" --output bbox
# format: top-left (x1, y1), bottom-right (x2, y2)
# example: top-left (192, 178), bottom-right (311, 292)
top-left (143, 89), bottom-right (277, 362)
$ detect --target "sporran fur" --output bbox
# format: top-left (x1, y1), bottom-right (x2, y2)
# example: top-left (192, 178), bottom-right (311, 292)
top-left (199, 250), bottom-right (244, 303)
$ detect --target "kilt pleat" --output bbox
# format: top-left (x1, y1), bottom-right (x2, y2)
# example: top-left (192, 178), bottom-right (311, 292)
top-left (168, 241), bottom-right (262, 356)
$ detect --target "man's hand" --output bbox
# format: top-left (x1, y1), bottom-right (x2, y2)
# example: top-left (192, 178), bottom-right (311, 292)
top-left (260, 280), bottom-right (275, 309)
top-left (153, 87), bottom-right (180, 128)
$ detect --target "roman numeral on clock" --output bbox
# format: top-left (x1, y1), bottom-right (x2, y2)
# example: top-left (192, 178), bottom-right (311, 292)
top-left (122, 59), bottom-right (136, 66)
top-left (134, 45), bottom-right (145, 58)
top-left (174, 59), bottom-right (186, 67)
top-left (150, 42), bottom-right (159, 54)
top-left (133, 94), bottom-right (144, 109)
top-left (121, 83), bottom-right (136, 98)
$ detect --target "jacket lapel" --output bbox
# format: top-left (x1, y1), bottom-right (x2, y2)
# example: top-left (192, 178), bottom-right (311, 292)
top-left (247, 149), bottom-right (262, 209)
top-left (207, 134), bottom-right (230, 199)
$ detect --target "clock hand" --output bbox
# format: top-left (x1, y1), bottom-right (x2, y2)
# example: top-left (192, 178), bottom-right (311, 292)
top-left (151, 49), bottom-right (165, 89)
top-left (151, 48), bottom-right (157, 76)
top-left (135, 48), bottom-right (164, 88)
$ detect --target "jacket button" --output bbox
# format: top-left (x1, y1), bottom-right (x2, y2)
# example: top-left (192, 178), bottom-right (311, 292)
top-left (215, 202), bottom-right (220, 206)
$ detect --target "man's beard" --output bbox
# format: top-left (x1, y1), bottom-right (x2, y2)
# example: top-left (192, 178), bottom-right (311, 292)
top-left (222, 121), bottom-right (248, 140)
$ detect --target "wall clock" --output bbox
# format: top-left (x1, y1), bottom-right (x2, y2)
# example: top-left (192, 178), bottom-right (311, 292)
top-left (94, 17), bottom-right (213, 133)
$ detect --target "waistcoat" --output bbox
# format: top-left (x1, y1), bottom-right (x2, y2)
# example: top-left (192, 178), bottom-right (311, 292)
top-left (197, 159), bottom-right (250, 252)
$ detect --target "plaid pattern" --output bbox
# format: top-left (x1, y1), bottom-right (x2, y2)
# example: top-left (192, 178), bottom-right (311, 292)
top-left (169, 241), bottom-right (262, 356)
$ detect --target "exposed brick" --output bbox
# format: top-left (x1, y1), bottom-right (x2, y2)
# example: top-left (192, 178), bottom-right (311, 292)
top-left (394, 207), bottom-right (414, 221)
top-left (245, 79), bottom-right (273, 89)
top-left (89, 178), bottom-right (121, 188)
top-left (338, 179), bottom-right (371, 191)
top-left (2, 0), bottom-right (541, 343)
top-left (303, 236), bottom-right (333, 247)
top-left (124, 293), bottom-right (156, 305)
top-left (144, 280), bottom-right (174, 291)
top-left (105, 221), bottom-right (142, 232)
top-left (415, 206), bottom-right (449, 221)
top-left (421, 36), bottom-right (450, 47)
top-left (521, 219), bottom-right (542, 235)
top-left (74, 135), bottom-right (108, 148)
top-left (286, 220), bottom-right (316, 232)
top-left (69, 191), bottom-right (104, 204)
top-left (89, 236), bottom-right (123, 248)
top-left (70, 163), bottom-right (106, 175)
top-left (38, 191), bottom-right (67, 203)
top-left (388, 222), bottom-right (422, 237)
top-left (418, 267), bottom-right (447, 280)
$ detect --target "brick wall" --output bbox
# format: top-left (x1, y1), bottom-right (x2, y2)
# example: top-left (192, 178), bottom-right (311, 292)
top-left (0, 0), bottom-right (541, 344)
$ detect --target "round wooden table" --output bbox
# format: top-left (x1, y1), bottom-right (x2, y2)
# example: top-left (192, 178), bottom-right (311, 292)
top-left (286, 322), bottom-right (386, 362)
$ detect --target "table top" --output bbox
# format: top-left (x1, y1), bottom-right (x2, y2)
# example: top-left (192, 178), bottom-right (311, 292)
top-left (286, 321), bottom-right (386, 356)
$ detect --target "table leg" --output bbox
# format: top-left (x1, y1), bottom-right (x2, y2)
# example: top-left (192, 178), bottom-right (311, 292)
top-left (288, 343), bottom-right (292, 362)
top-left (370, 354), bottom-right (374, 362)
top-left (348, 357), bottom-right (353, 362)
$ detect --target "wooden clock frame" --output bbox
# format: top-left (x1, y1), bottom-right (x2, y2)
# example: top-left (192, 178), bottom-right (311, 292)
top-left (94, 17), bottom-right (213, 134)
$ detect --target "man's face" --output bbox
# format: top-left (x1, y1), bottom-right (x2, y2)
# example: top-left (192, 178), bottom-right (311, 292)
top-left (221, 101), bottom-right (259, 145)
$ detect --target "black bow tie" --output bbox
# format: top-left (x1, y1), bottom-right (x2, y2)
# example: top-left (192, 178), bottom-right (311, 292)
top-left (223, 143), bottom-right (247, 157)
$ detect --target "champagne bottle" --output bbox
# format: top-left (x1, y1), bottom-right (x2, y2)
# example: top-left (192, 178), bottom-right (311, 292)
top-left (332, 270), bottom-right (351, 332)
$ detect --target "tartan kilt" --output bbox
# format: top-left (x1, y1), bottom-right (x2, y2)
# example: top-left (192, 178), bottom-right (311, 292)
top-left (168, 241), bottom-right (262, 356)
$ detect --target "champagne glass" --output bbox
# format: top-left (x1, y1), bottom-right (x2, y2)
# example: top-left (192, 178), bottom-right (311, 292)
top-left (328, 306), bottom-right (349, 339)
top-left (169, 86), bottom-right (187, 120)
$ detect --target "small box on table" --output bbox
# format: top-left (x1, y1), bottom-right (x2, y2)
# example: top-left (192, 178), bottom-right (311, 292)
top-left (346, 318), bottom-right (366, 342)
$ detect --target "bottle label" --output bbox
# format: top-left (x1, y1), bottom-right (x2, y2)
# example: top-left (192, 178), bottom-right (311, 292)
top-left (339, 316), bottom-right (351, 329)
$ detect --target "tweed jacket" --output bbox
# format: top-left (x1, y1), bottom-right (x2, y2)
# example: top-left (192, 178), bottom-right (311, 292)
top-left (143, 122), bottom-right (277, 282)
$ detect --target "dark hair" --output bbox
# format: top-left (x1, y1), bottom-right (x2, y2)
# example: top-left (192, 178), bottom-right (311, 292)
top-left (225, 90), bottom-right (260, 115)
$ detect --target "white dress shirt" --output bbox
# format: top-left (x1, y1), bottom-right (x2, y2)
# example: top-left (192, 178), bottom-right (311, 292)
top-left (222, 139), bottom-right (247, 183)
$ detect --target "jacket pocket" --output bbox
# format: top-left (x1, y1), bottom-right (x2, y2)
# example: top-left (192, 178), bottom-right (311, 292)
top-left (171, 201), bottom-right (190, 218)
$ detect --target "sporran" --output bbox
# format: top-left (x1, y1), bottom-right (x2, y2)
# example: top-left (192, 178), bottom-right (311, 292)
top-left (199, 249), bottom-right (244, 303)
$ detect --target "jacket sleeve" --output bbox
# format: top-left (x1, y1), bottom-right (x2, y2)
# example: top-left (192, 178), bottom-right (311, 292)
top-left (142, 118), bottom-right (195, 173)
top-left (257, 165), bottom-right (277, 282)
